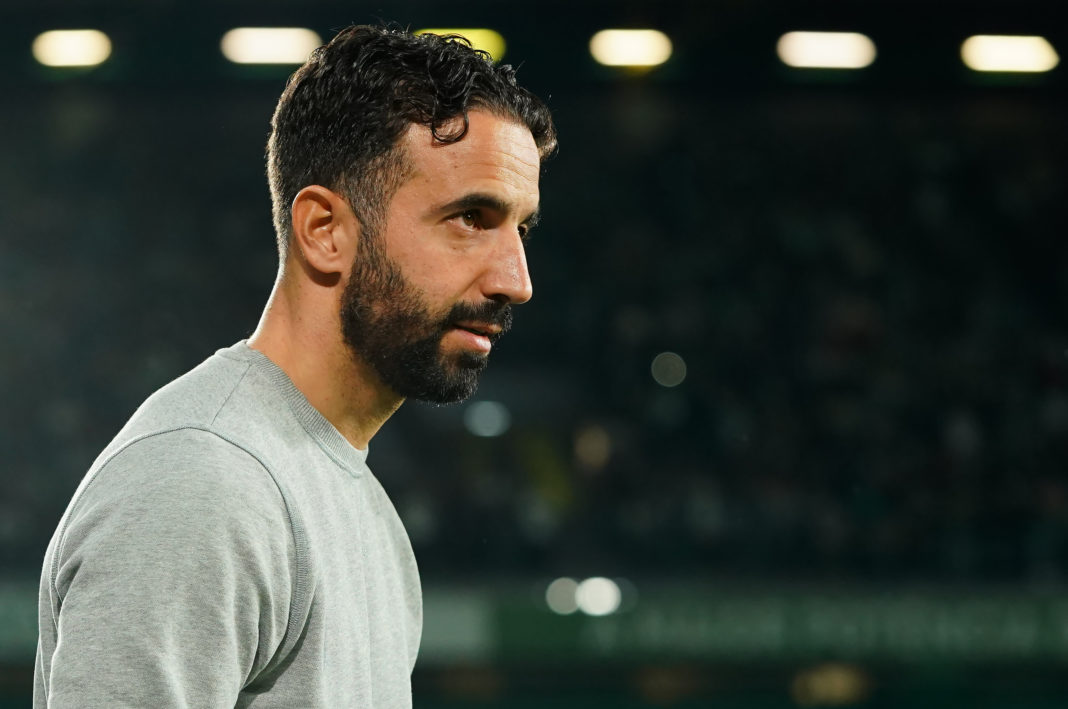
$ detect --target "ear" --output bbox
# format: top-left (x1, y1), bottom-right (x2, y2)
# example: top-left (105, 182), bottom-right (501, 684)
top-left (289, 185), bottom-right (359, 275)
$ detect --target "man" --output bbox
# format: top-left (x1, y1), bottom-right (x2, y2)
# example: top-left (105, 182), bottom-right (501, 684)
top-left (35, 25), bottom-right (556, 708)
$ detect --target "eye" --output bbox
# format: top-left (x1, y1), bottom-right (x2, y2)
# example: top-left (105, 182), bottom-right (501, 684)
top-left (459, 210), bottom-right (478, 228)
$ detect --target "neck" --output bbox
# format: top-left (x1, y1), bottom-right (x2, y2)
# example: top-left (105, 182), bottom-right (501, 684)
top-left (247, 264), bottom-right (403, 450)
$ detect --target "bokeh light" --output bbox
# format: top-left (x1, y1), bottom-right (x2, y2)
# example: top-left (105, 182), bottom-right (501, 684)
top-left (961, 35), bottom-right (1059, 72)
top-left (545, 577), bottom-right (579, 615)
top-left (33, 30), bottom-right (112, 67)
top-left (576, 577), bottom-right (622, 616)
top-left (416, 29), bottom-right (507, 61)
top-left (463, 401), bottom-right (512, 437)
top-left (221, 27), bottom-right (322, 64)
top-left (777, 31), bottom-right (877, 69)
top-left (589, 29), bottom-right (673, 67)
top-left (791, 663), bottom-right (871, 706)
top-left (574, 424), bottom-right (612, 470)
top-left (651, 352), bottom-right (687, 387)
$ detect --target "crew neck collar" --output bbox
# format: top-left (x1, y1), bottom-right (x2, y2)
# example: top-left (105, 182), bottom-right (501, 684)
top-left (220, 340), bottom-right (370, 475)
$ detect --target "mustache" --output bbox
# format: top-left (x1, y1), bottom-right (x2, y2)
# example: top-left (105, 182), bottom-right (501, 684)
top-left (443, 300), bottom-right (513, 341)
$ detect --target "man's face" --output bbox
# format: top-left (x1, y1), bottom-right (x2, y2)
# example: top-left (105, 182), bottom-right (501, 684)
top-left (340, 110), bottom-right (540, 404)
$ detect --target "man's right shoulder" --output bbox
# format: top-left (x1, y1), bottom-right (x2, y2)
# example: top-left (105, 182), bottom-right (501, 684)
top-left (50, 344), bottom-right (308, 567)
top-left (61, 350), bottom-right (284, 517)
top-left (82, 426), bottom-right (275, 510)
top-left (115, 348), bottom-right (256, 440)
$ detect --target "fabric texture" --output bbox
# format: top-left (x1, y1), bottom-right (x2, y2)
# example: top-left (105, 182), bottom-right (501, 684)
top-left (35, 341), bottom-right (422, 708)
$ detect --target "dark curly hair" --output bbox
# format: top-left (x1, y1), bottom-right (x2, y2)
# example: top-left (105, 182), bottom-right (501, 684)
top-left (267, 25), bottom-right (557, 257)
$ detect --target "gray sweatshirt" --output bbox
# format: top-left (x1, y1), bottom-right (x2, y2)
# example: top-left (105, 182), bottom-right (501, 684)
top-left (35, 341), bottom-right (422, 708)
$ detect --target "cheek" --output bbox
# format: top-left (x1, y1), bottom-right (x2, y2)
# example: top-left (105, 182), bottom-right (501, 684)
top-left (383, 220), bottom-right (484, 303)
top-left (415, 272), bottom-right (472, 307)
top-left (403, 251), bottom-right (481, 303)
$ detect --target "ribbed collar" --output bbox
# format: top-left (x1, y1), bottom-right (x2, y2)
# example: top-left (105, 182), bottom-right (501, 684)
top-left (219, 340), bottom-right (369, 476)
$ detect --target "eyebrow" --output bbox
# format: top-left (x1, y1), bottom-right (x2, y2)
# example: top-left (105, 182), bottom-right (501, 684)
top-left (432, 192), bottom-right (541, 227)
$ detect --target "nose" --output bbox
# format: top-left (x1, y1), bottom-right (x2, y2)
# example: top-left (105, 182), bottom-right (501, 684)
top-left (482, 229), bottom-right (533, 305)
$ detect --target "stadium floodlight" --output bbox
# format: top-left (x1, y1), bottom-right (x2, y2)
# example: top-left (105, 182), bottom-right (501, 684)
top-left (33, 29), bottom-right (112, 67)
top-left (961, 35), bottom-right (1059, 73)
top-left (589, 29), bottom-right (673, 68)
top-left (575, 577), bottom-right (622, 616)
top-left (221, 28), bottom-right (322, 65)
top-left (777, 31), bottom-right (877, 69)
top-left (416, 28), bottom-right (506, 61)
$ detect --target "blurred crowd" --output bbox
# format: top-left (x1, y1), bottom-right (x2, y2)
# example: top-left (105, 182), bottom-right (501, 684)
top-left (2, 82), bottom-right (1066, 584)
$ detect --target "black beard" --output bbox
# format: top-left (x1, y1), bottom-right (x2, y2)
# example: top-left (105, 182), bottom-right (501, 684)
top-left (339, 237), bottom-right (512, 404)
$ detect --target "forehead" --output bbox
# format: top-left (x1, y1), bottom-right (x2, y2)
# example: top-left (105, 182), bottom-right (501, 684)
top-left (399, 110), bottom-right (541, 207)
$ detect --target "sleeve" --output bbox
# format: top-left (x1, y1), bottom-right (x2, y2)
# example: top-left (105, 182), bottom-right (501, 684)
top-left (41, 429), bottom-right (295, 709)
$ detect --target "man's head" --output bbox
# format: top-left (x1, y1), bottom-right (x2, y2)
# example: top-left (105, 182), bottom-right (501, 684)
top-left (267, 24), bottom-right (556, 256)
top-left (266, 26), bottom-right (556, 404)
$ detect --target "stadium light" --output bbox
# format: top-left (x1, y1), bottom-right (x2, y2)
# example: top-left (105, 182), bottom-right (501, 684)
top-left (576, 577), bottom-right (622, 616)
top-left (33, 30), bottom-right (112, 67)
top-left (961, 35), bottom-right (1059, 73)
top-left (416, 29), bottom-right (506, 61)
top-left (589, 29), bottom-right (673, 68)
top-left (777, 31), bottom-right (877, 69)
top-left (221, 27), bottom-right (322, 65)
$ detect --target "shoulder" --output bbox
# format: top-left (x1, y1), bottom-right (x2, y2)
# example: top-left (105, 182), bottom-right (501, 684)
top-left (41, 431), bottom-right (301, 695)
top-left (56, 428), bottom-right (292, 569)
top-left (115, 349), bottom-right (256, 437)
top-left (108, 344), bottom-right (307, 477)
top-left (93, 426), bottom-right (277, 502)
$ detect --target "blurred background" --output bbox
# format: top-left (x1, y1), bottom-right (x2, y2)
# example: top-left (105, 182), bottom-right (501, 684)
top-left (2, 0), bottom-right (1067, 706)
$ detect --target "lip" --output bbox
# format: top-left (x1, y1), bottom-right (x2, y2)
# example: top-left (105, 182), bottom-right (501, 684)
top-left (449, 326), bottom-right (493, 353)
top-left (453, 321), bottom-right (503, 337)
